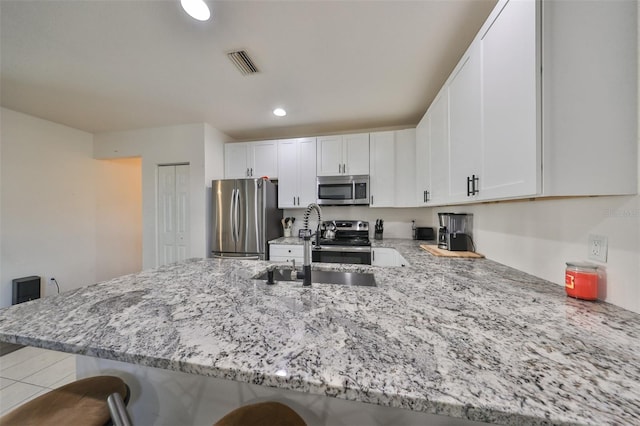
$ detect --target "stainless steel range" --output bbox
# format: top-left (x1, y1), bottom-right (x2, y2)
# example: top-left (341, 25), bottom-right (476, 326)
top-left (312, 220), bottom-right (371, 265)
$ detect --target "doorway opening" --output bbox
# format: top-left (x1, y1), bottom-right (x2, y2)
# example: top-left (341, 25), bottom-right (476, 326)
top-left (96, 157), bottom-right (143, 281)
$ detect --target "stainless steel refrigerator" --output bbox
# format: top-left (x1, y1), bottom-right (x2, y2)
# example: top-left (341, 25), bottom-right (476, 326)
top-left (211, 178), bottom-right (282, 259)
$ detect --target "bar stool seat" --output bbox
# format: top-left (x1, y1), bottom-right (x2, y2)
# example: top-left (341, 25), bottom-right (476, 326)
top-left (213, 401), bottom-right (306, 426)
top-left (0, 375), bottom-right (129, 426)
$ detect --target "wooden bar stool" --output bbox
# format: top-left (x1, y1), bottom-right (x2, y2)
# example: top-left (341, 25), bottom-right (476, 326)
top-left (213, 401), bottom-right (306, 426)
top-left (0, 375), bottom-right (129, 426)
top-left (106, 397), bottom-right (306, 426)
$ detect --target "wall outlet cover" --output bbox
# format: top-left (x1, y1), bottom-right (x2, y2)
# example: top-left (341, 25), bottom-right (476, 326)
top-left (588, 234), bottom-right (608, 262)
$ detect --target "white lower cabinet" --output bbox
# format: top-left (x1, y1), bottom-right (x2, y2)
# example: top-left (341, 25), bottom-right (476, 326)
top-left (269, 245), bottom-right (303, 263)
top-left (371, 248), bottom-right (408, 267)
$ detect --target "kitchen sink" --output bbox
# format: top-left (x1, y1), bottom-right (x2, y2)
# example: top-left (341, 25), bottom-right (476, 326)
top-left (254, 269), bottom-right (376, 287)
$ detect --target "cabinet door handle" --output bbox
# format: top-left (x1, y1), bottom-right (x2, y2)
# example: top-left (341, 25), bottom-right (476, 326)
top-left (425, 190), bottom-right (430, 202)
top-left (423, 190), bottom-right (426, 203)
top-left (473, 175), bottom-right (479, 195)
top-left (297, 196), bottom-right (300, 205)
top-left (372, 250), bottom-right (375, 262)
top-left (371, 195), bottom-right (374, 205)
top-left (293, 196), bottom-right (296, 205)
top-left (467, 176), bottom-right (472, 196)
top-left (250, 168), bottom-right (253, 176)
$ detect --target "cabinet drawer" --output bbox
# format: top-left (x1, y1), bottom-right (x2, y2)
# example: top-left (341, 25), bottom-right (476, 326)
top-left (270, 245), bottom-right (303, 258)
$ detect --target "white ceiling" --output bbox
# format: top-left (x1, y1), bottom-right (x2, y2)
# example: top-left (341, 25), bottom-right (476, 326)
top-left (0, 0), bottom-right (497, 141)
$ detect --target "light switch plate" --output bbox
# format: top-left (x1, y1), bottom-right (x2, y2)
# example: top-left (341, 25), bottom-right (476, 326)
top-left (588, 234), bottom-right (608, 262)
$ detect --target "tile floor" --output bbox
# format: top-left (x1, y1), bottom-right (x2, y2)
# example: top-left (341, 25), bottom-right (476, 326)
top-left (0, 346), bottom-right (76, 415)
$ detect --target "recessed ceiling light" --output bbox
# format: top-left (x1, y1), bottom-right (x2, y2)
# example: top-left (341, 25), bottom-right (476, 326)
top-left (273, 108), bottom-right (287, 117)
top-left (181, 0), bottom-right (211, 21)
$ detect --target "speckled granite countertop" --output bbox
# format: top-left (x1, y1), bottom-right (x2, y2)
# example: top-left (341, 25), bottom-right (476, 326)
top-left (1, 239), bottom-right (639, 425)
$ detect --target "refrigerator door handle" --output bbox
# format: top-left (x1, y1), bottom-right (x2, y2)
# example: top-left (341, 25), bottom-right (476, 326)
top-left (229, 188), bottom-right (237, 243)
top-left (234, 188), bottom-right (241, 242)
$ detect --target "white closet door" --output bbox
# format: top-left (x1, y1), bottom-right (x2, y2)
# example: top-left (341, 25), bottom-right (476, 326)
top-left (158, 165), bottom-right (190, 266)
top-left (174, 165), bottom-right (190, 262)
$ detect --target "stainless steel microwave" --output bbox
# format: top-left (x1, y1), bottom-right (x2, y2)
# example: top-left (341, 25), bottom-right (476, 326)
top-left (317, 175), bottom-right (370, 206)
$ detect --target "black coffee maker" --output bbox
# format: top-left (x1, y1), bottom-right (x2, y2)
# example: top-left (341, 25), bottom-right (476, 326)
top-left (437, 213), bottom-right (473, 251)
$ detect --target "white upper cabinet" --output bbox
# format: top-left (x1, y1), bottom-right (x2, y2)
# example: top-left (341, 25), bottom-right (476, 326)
top-left (225, 141), bottom-right (278, 179)
top-left (371, 129), bottom-right (416, 208)
top-left (316, 135), bottom-right (343, 176)
top-left (369, 131), bottom-right (396, 207)
top-left (415, 90), bottom-right (449, 206)
top-left (415, 114), bottom-right (430, 206)
top-left (277, 138), bottom-right (317, 209)
top-left (252, 141), bottom-right (279, 178)
top-left (479, 0), bottom-right (539, 200)
top-left (446, 0), bottom-right (538, 203)
top-left (394, 128), bottom-right (416, 207)
top-left (297, 139), bottom-right (318, 206)
top-left (225, 143), bottom-right (250, 179)
top-left (316, 133), bottom-right (369, 176)
top-left (428, 92), bottom-right (450, 205)
top-left (541, 0), bottom-right (637, 196)
top-left (343, 133), bottom-right (370, 175)
top-left (414, 0), bottom-right (636, 205)
top-left (448, 44), bottom-right (482, 203)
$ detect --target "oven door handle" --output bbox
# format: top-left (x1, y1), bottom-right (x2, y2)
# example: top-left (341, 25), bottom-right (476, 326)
top-left (315, 245), bottom-right (371, 253)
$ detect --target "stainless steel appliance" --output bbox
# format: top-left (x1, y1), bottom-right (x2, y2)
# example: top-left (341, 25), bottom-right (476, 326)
top-left (413, 227), bottom-right (435, 241)
top-left (316, 175), bottom-right (369, 206)
top-left (211, 178), bottom-right (282, 259)
top-left (437, 213), bottom-right (473, 251)
top-left (312, 220), bottom-right (371, 264)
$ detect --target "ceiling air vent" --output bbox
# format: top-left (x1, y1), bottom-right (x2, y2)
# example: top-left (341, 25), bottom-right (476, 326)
top-left (227, 50), bottom-right (259, 75)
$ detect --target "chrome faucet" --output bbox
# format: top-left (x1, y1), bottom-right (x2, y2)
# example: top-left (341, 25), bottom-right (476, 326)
top-left (301, 203), bottom-right (322, 286)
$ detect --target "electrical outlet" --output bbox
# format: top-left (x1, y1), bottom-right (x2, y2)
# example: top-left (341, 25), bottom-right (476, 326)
top-left (588, 234), bottom-right (608, 262)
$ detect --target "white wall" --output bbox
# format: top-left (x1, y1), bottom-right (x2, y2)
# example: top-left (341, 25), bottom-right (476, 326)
top-left (0, 108), bottom-right (96, 307)
top-left (95, 157), bottom-right (142, 282)
top-left (94, 123), bottom-right (228, 268)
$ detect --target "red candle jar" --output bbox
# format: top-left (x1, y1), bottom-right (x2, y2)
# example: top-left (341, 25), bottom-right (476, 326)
top-left (565, 262), bottom-right (598, 301)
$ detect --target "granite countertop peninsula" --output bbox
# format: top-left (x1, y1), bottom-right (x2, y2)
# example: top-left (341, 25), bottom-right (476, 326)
top-left (1, 239), bottom-right (639, 425)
